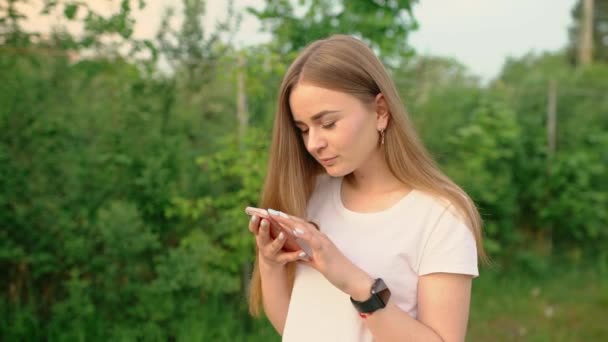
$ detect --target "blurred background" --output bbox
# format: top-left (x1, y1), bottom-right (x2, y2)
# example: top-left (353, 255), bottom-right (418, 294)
top-left (1, 0), bottom-right (606, 340)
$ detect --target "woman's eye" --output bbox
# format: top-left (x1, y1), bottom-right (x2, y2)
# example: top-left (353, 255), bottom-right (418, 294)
top-left (322, 122), bottom-right (336, 129)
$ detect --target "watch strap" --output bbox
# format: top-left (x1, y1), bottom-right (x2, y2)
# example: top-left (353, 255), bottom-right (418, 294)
top-left (350, 291), bottom-right (386, 313)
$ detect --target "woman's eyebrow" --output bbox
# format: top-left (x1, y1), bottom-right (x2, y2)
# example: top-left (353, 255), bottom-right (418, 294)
top-left (294, 110), bottom-right (340, 124)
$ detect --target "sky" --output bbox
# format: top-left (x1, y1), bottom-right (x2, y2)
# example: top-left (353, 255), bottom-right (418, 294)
top-left (19, 0), bottom-right (578, 82)
top-left (408, 0), bottom-right (577, 81)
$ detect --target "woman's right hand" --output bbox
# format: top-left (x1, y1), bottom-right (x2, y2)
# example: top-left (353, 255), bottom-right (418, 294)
top-left (249, 215), bottom-right (307, 267)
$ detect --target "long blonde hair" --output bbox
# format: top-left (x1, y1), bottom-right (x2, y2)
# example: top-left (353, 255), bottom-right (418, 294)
top-left (248, 34), bottom-right (486, 317)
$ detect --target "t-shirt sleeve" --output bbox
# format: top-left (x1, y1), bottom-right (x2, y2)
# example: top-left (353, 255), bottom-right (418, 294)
top-left (417, 206), bottom-right (479, 277)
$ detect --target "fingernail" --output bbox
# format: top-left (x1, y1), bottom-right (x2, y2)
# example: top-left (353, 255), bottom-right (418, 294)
top-left (279, 211), bottom-right (289, 218)
top-left (250, 215), bottom-right (257, 223)
top-left (268, 208), bottom-right (279, 216)
top-left (261, 219), bottom-right (268, 227)
top-left (298, 252), bottom-right (307, 258)
top-left (294, 228), bottom-right (305, 235)
top-left (278, 232), bottom-right (284, 240)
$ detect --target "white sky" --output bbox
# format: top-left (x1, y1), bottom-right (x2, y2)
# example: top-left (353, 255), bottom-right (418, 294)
top-left (19, 0), bottom-right (578, 81)
top-left (408, 0), bottom-right (577, 81)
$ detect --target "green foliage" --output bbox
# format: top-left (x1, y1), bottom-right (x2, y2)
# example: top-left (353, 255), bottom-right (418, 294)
top-left (444, 101), bottom-right (522, 256)
top-left (568, 0), bottom-right (608, 63)
top-left (249, 0), bottom-right (418, 59)
top-left (492, 53), bottom-right (608, 263)
top-left (194, 128), bottom-right (271, 282)
top-left (543, 135), bottom-right (608, 253)
top-left (0, 21), bottom-right (244, 338)
top-left (241, 44), bottom-right (291, 127)
top-left (395, 55), bottom-right (483, 158)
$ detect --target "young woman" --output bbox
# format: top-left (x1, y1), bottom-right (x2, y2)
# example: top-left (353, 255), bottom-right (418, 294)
top-left (246, 35), bottom-right (485, 342)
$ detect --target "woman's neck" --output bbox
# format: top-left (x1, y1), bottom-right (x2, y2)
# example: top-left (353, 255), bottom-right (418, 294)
top-left (345, 150), bottom-right (404, 195)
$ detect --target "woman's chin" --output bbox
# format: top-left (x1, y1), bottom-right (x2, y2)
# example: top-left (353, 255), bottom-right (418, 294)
top-left (323, 165), bottom-right (351, 178)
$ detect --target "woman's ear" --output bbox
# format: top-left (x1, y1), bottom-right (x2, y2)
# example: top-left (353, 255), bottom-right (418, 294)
top-left (374, 93), bottom-right (390, 130)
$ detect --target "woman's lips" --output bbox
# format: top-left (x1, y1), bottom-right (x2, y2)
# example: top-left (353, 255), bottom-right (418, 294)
top-left (319, 156), bottom-right (337, 165)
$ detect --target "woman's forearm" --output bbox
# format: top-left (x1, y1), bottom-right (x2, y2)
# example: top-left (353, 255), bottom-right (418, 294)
top-left (364, 303), bottom-right (444, 342)
top-left (258, 258), bottom-right (292, 335)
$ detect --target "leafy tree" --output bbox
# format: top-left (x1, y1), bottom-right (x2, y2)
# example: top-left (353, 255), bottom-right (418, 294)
top-left (492, 52), bottom-right (608, 263)
top-left (444, 100), bottom-right (522, 258)
top-left (568, 0), bottom-right (608, 63)
top-left (0, 0), bottom-right (250, 339)
top-left (156, 0), bottom-right (241, 153)
top-left (0, 0), bottom-right (153, 57)
top-left (393, 55), bottom-right (483, 159)
top-left (248, 0), bottom-right (418, 60)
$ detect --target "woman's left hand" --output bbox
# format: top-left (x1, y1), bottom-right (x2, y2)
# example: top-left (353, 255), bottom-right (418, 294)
top-left (268, 209), bottom-right (373, 298)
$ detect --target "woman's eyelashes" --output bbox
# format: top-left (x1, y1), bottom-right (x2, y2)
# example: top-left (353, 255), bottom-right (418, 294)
top-left (321, 121), bottom-right (336, 129)
top-left (299, 122), bottom-right (336, 134)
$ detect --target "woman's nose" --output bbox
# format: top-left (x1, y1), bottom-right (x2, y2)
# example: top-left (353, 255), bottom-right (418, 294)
top-left (306, 129), bottom-right (327, 153)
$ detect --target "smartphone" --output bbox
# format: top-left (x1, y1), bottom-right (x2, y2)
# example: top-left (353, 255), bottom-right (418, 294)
top-left (245, 206), bottom-right (313, 257)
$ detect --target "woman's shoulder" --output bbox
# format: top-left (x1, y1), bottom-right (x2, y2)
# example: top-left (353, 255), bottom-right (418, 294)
top-left (409, 189), bottom-right (466, 225)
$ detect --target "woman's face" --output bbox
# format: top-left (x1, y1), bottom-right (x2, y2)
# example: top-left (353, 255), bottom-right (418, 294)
top-left (289, 83), bottom-right (384, 177)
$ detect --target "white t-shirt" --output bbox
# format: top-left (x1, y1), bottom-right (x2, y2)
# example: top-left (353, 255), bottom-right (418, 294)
top-left (282, 175), bottom-right (479, 342)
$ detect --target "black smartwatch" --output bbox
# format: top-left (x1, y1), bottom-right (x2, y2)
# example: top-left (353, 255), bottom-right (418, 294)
top-left (350, 278), bottom-right (391, 314)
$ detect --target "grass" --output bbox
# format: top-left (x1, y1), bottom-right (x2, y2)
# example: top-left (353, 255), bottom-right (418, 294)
top-left (469, 263), bottom-right (608, 341)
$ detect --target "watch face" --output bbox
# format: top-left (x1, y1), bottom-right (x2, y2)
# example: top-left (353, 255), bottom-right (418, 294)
top-left (372, 278), bottom-right (388, 293)
top-left (350, 278), bottom-right (392, 313)
top-left (372, 278), bottom-right (391, 305)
